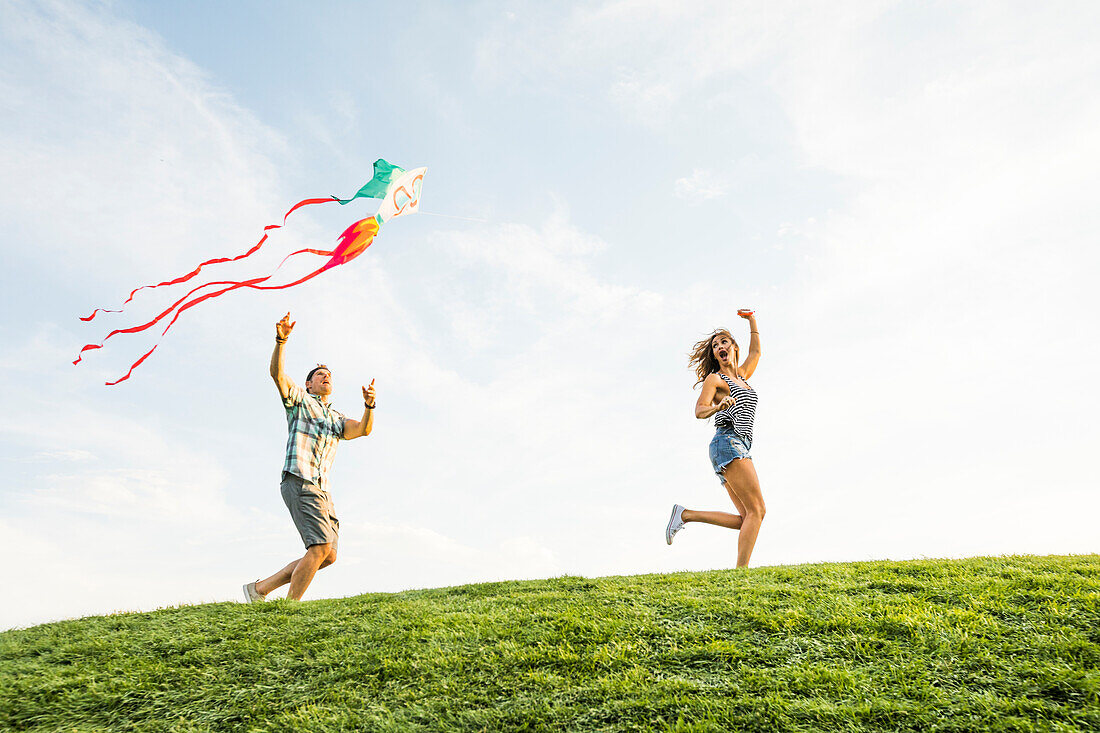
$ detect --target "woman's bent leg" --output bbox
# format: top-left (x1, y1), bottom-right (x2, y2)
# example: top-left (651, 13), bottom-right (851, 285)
top-left (723, 479), bottom-right (748, 519)
top-left (681, 470), bottom-right (750, 530)
top-left (723, 458), bottom-right (765, 567)
top-left (682, 508), bottom-right (742, 529)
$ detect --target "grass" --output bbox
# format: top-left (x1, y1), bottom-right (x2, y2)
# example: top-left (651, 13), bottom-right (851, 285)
top-left (1, 554), bottom-right (1098, 731)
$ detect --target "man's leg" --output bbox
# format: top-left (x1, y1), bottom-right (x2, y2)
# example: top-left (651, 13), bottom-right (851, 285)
top-left (255, 559), bottom-right (300, 597)
top-left (287, 542), bottom-right (333, 600)
top-left (249, 474), bottom-right (339, 600)
top-left (254, 542), bottom-right (337, 598)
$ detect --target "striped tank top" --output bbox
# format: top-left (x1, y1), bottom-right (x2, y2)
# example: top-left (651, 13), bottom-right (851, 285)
top-left (714, 373), bottom-right (758, 440)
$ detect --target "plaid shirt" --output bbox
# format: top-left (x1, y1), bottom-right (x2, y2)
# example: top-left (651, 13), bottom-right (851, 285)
top-left (282, 381), bottom-right (346, 492)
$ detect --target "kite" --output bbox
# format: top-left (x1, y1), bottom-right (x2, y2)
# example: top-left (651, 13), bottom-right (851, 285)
top-left (75, 159), bottom-right (425, 385)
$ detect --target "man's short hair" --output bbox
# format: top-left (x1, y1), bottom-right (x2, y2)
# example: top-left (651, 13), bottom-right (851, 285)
top-left (306, 364), bottom-right (330, 382)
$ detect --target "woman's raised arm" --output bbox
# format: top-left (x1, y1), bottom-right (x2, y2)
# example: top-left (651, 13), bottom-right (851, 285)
top-left (738, 312), bottom-right (760, 378)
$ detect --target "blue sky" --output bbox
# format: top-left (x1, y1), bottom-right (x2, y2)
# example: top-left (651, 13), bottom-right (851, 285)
top-left (2, 0), bottom-right (1098, 629)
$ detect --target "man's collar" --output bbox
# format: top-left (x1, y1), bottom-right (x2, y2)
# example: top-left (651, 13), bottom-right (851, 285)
top-left (306, 390), bottom-right (332, 407)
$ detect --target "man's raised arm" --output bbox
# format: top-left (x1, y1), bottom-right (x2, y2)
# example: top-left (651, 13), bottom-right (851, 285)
top-left (343, 379), bottom-right (376, 439)
top-left (270, 312), bottom-right (295, 401)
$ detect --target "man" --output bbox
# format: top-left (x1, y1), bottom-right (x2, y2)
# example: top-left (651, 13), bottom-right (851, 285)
top-left (243, 312), bottom-right (376, 602)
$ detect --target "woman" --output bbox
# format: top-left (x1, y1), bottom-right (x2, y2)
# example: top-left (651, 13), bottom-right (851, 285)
top-left (665, 311), bottom-right (764, 567)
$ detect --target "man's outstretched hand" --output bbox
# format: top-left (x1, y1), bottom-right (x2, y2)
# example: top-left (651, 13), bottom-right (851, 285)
top-left (344, 379), bottom-right (377, 439)
top-left (276, 313), bottom-right (295, 341)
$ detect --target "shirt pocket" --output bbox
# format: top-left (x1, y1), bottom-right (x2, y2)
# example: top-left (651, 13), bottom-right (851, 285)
top-left (297, 416), bottom-right (326, 438)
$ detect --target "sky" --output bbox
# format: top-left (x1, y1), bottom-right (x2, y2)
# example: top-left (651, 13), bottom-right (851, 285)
top-left (1, 0), bottom-right (1097, 630)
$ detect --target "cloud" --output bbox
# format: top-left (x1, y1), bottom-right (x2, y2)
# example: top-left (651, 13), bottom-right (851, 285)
top-left (0, 0), bottom-right (296, 629)
top-left (469, 1), bottom-right (1100, 565)
top-left (0, 0), bottom-right (287, 285)
top-left (4, 0), bottom-right (1099, 630)
top-left (674, 169), bottom-right (728, 202)
top-left (473, 1), bottom-right (879, 124)
top-left (24, 467), bottom-right (231, 521)
top-left (0, 330), bottom-right (236, 529)
top-left (22, 449), bottom-right (96, 463)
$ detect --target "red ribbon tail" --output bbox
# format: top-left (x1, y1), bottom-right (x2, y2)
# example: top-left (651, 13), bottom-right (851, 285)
top-left (72, 344), bottom-right (102, 365)
top-left (104, 262), bottom-right (336, 386)
top-left (81, 196), bottom-right (337, 321)
top-left (96, 249), bottom-right (340, 385)
top-left (76, 246), bottom-right (338, 367)
top-left (80, 309), bottom-right (123, 322)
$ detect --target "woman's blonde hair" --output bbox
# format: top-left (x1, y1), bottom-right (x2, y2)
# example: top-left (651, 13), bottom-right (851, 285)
top-left (689, 329), bottom-right (739, 387)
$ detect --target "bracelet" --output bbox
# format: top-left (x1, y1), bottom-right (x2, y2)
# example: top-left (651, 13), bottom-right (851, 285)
top-left (275, 338), bottom-right (287, 344)
top-left (750, 331), bottom-right (759, 334)
top-left (364, 403), bottom-right (375, 409)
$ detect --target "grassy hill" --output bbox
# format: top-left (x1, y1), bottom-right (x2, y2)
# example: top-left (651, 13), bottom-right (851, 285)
top-left (2, 555), bottom-right (1097, 732)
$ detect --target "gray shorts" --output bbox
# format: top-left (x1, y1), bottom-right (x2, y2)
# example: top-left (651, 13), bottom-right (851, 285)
top-left (280, 472), bottom-right (339, 549)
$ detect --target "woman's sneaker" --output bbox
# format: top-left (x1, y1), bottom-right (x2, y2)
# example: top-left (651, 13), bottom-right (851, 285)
top-left (666, 504), bottom-right (686, 545)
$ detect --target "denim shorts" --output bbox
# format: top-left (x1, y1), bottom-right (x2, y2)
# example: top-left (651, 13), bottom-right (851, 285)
top-left (709, 429), bottom-right (752, 481)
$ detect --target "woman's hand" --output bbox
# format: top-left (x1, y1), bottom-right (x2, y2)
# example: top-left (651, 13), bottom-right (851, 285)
top-left (716, 395), bottom-right (735, 412)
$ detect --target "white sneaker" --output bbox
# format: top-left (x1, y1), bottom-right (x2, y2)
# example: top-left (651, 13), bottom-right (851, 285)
top-left (242, 581), bottom-right (266, 603)
top-left (666, 504), bottom-right (686, 545)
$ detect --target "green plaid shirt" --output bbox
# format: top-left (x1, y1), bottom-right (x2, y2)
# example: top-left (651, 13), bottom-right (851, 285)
top-left (282, 382), bottom-right (346, 491)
